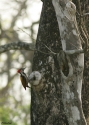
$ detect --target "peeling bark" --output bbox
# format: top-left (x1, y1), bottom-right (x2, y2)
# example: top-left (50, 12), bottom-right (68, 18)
top-left (52, 0), bottom-right (87, 125)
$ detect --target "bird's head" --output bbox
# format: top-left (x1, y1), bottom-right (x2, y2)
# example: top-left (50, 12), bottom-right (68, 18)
top-left (28, 71), bottom-right (41, 85)
top-left (17, 68), bottom-right (25, 74)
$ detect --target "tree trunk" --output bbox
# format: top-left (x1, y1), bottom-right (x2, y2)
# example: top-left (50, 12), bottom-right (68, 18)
top-left (52, 0), bottom-right (87, 125)
top-left (31, 0), bottom-right (89, 125)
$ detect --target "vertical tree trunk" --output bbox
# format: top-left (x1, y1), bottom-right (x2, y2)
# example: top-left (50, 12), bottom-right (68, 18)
top-left (31, 0), bottom-right (88, 125)
top-left (52, 0), bottom-right (87, 125)
top-left (73, 0), bottom-right (89, 124)
top-left (31, 1), bottom-right (68, 125)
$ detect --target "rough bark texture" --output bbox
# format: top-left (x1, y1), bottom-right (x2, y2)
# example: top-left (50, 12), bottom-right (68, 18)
top-left (31, 1), bottom-right (69, 125)
top-left (73, 0), bottom-right (89, 124)
top-left (31, 0), bottom-right (89, 125)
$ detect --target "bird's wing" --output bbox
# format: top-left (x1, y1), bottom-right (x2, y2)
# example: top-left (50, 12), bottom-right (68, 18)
top-left (20, 76), bottom-right (26, 90)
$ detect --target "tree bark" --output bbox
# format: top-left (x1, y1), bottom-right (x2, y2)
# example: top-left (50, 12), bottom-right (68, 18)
top-left (31, 1), bottom-right (67, 125)
top-left (52, 0), bottom-right (87, 125)
top-left (31, 0), bottom-right (88, 125)
top-left (73, 0), bottom-right (89, 123)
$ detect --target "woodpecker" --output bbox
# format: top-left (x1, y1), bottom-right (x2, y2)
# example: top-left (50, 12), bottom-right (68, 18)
top-left (17, 68), bottom-right (30, 90)
top-left (28, 71), bottom-right (42, 86)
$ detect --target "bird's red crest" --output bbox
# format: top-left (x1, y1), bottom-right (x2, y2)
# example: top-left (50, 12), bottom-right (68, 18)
top-left (17, 69), bottom-right (21, 73)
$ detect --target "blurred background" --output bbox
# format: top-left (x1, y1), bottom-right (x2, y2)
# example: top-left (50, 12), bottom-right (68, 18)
top-left (0, 0), bottom-right (42, 125)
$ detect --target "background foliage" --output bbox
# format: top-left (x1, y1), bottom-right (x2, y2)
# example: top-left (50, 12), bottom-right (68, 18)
top-left (0, 0), bottom-right (42, 124)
